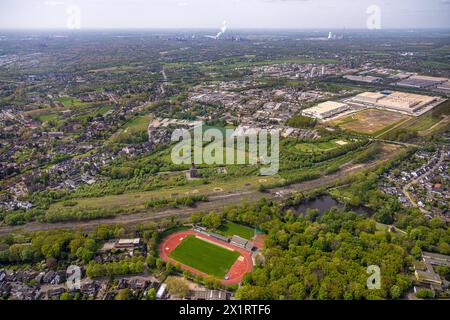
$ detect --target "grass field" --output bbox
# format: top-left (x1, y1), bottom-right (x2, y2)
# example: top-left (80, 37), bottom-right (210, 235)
top-left (378, 100), bottom-right (450, 138)
top-left (169, 235), bottom-right (240, 278)
top-left (331, 109), bottom-right (410, 135)
top-left (46, 141), bottom-right (379, 213)
top-left (35, 113), bottom-right (60, 123)
top-left (97, 105), bottom-right (113, 115)
top-left (123, 114), bottom-right (153, 130)
top-left (217, 221), bottom-right (255, 240)
top-left (294, 139), bottom-right (349, 153)
top-left (47, 174), bottom-right (279, 212)
top-left (55, 97), bottom-right (93, 108)
top-left (109, 113), bottom-right (153, 143)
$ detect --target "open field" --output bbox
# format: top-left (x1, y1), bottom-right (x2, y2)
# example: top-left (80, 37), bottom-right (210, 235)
top-left (109, 113), bottom-right (153, 143)
top-left (97, 105), bottom-right (113, 115)
top-left (47, 174), bottom-right (279, 212)
top-left (217, 221), bottom-right (255, 240)
top-left (168, 235), bottom-right (240, 278)
top-left (34, 113), bottom-right (60, 123)
top-left (123, 114), bottom-right (153, 130)
top-left (331, 109), bottom-right (411, 135)
top-left (46, 140), bottom-right (381, 214)
top-left (45, 141), bottom-right (367, 214)
top-left (377, 100), bottom-right (450, 138)
top-left (0, 143), bottom-right (405, 236)
top-left (55, 97), bottom-right (97, 108)
top-left (294, 139), bottom-right (350, 153)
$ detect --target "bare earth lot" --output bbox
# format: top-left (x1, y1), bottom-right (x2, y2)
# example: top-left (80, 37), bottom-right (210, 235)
top-left (331, 109), bottom-right (411, 135)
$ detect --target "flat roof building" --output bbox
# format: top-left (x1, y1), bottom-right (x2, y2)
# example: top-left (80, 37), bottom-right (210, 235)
top-left (344, 75), bottom-right (383, 83)
top-left (302, 101), bottom-right (349, 120)
top-left (230, 235), bottom-right (254, 251)
top-left (414, 270), bottom-right (442, 285)
top-left (156, 283), bottom-right (167, 300)
top-left (378, 92), bottom-right (437, 113)
top-left (414, 252), bottom-right (450, 290)
top-left (422, 252), bottom-right (450, 267)
top-left (397, 75), bottom-right (447, 89)
top-left (114, 238), bottom-right (141, 249)
top-left (436, 81), bottom-right (450, 93)
top-left (349, 91), bottom-right (439, 115)
top-left (352, 92), bottom-right (386, 104)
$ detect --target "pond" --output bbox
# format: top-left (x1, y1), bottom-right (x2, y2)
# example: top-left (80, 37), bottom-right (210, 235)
top-left (292, 195), bottom-right (371, 216)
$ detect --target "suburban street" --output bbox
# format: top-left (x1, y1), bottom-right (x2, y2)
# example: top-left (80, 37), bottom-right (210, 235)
top-left (402, 150), bottom-right (446, 213)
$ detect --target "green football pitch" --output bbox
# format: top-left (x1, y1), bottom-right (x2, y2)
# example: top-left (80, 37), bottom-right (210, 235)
top-left (169, 235), bottom-right (240, 278)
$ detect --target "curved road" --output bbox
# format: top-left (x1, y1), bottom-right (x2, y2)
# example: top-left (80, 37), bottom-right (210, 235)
top-left (402, 150), bottom-right (445, 213)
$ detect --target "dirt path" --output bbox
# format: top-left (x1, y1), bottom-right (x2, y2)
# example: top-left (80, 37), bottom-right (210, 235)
top-left (375, 116), bottom-right (413, 139)
top-left (420, 115), bottom-right (449, 136)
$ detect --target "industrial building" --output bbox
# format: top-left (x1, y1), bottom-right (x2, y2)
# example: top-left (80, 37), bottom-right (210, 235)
top-left (349, 91), bottom-right (439, 115)
top-left (302, 101), bottom-right (349, 120)
top-left (343, 75), bottom-right (383, 83)
top-left (396, 75), bottom-right (447, 89)
top-left (436, 81), bottom-right (450, 94)
top-left (114, 238), bottom-right (141, 249)
top-left (414, 252), bottom-right (450, 295)
top-left (351, 92), bottom-right (386, 104)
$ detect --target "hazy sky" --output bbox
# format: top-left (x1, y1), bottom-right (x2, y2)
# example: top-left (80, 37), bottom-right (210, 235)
top-left (0, 0), bottom-right (449, 30)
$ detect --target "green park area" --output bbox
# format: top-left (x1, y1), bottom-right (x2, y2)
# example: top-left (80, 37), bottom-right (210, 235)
top-left (217, 221), bottom-right (255, 240)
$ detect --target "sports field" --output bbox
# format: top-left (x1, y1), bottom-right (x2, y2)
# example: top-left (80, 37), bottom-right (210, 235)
top-left (168, 235), bottom-right (240, 278)
top-left (331, 109), bottom-right (410, 135)
top-left (217, 221), bottom-right (255, 240)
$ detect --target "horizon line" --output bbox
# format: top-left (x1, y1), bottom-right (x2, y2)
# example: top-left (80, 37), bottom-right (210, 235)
top-left (1, 27), bottom-right (450, 32)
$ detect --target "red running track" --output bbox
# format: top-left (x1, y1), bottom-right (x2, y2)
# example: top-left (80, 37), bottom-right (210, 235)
top-left (159, 230), bottom-right (253, 285)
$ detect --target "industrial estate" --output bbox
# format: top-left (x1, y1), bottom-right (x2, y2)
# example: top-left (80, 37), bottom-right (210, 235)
top-left (303, 90), bottom-right (445, 121)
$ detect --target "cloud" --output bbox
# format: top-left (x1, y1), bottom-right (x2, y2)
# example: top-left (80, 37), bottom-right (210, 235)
top-left (44, 1), bottom-right (65, 6)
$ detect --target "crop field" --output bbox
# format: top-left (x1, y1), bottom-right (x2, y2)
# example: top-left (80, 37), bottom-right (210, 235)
top-left (217, 221), bottom-right (255, 240)
top-left (168, 235), bottom-right (240, 278)
top-left (331, 109), bottom-right (410, 135)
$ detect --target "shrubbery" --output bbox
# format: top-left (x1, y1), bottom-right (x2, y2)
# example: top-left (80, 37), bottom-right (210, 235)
top-left (286, 115), bottom-right (317, 128)
top-left (86, 256), bottom-right (145, 278)
top-left (145, 195), bottom-right (208, 209)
